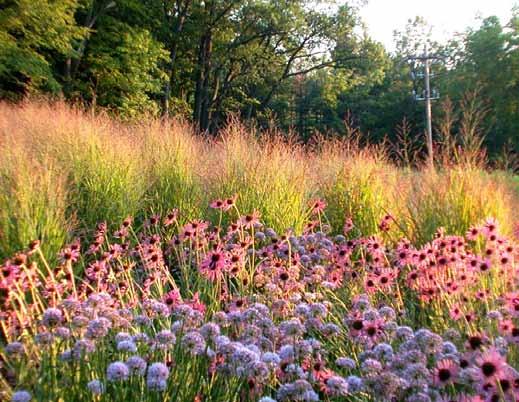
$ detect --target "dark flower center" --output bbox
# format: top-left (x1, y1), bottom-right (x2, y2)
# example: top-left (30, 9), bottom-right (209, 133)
top-left (438, 368), bottom-right (451, 382)
top-left (481, 362), bottom-right (497, 377)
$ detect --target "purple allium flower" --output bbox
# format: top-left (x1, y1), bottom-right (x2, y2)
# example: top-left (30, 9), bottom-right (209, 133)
top-left (71, 315), bottom-right (89, 328)
top-left (277, 379), bottom-right (318, 402)
top-left (487, 310), bottom-right (502, 320)
top-left (200, 323), bottom-right (220, 341)
top-left (361, 358), bottom-right (382, 375)
top-left (213, 311), bottom-right (228, 326)
top-left (336, 357), bottom-right (356, 369)
top-left (134, 315), bottom-right (152, 326)
top-left (442, 341), bottom-right (458, 355)
top-left (146, 362), bottom-right (169, 391)
top-left (59, 349), bottom-right (73, 362)
top-left (87, 379), bottom-right (104, 395)
top-left (373, 343), bottom-right (393, 361)
top-left (278, 344), bottom-right (295, 362)
top-left (402, 349), bottom-right (427, 365)
top-left (73, 338), bottom-right (96, 359)
top-left (148, 362), bottom-right (169, 380)
top-left (133, 332), bottom-right (150, 344)
top-left (181, 330), bottom-right (206, 355)
top-left (378, 306), bottom-right (396, 320)
top-left (147, 377), bottom-right (167, 392)
top-left (325, 376), bottom-right (349, 397)
top-left (395, 326), bottom-right (414, 341)
top-left (35, 332), bottom-right (54, 346)
top-left (42, 307), bottom-right (62, 328)
top-left (86, 317), bottom-right (112, 339)
top-left (11, 390), bottom-right (31, 402)
top-left (126, 356), bottom-right (147, 376)
top-left (55, 327), bottom-right (71, 339)
top-left (414, 329), bottom-right (443, 355)
top-left (403, 363), bottom-right (430, 387)
top-left (149, 301), bottom-right (170, 317)
top-left (106, 361), bottom-right (129, 382)
top-left (279, 319), bottom-right (304, 337)
top-left (362, 309), bottom-right (379, 321)
top-left (115, 332), bottom-right (132, 343)
top-left (155, 329), bottom-right (176, 346)
top-left (295, 303), bottom-right (310, 317)
top-left (346, 375), bottom-right (364, 393)
top-left (117, 340), bottom-right (137, 353)
top-left (214, 335), bottom-right (231, 351)
top-left (262, 352), bottom-right (281, 367)
top-left (5, 342), bottom-right (24, 356)
top-left (265, 228), bottom-right (277, 237)
top-left (321, 323), bottom-right (340, 336)
top-left (258, 397), bottom-right (277, 402)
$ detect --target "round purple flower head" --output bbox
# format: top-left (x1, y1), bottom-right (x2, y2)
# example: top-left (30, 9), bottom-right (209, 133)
top-left (107, 361), bottom-right (129, 382)
top-left (11, 391), bottom-right (31, 402)
top-left (126, 356), bottom-right (147, 376)
top-left (87, 379), bottom-right (104, 395)
top-left (42, 308), bottom-right (62, 328)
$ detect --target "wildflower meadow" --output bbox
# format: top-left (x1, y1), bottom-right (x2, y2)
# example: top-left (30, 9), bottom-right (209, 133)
top-left (2, 102), bottom-right (519, 401)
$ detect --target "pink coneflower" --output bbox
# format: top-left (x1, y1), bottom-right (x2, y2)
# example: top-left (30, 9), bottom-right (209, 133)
top-left (503, 292), bottom-right (519, 317)
top-left (364, 276), bottom-right (377, 294)
top-left (343, 217), bottom-right (354, 234)
top-left (238, 210), bottom-right (261, 229)
top-left (309, 198), bottom-right (326, 215)
top-left (209, 199), bottom-right (225, 210)
top-left (85, 261), bottom-right (107, 281)
top-left (163, 289), bottom-right (181, 309)
top-left (199, 248), bottom-right (229, 281)
top-left (188, 292), bottom-right (206, 313)
top-left (466, 333), bottom-right (486, 352)
top-left (376, 268), bottom-right (395, 290)
top-left (498, 319), bottom-right (513, 335)
top-left (449, 304), bottom-right (463, 321)
top-left (222, 194), bottom-right (238, 211)
top-left (163, 209), bottom-right (178, 226)
top-left (59, 247), bottom-right (80, 264)
top-left (482, 218), bottom-right (499, 238)
top-left (378, 214), bottom-right (393, 232)
top-left (475, 348), bottom-right (506, 382)
top-left (466, 226), bottom-right (480, 241)
top-left (434, 359), bottom-right (459, 386)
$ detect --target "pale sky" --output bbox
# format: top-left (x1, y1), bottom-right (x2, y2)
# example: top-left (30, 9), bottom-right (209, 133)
top-left (358, 0), bottom-right (517, 51)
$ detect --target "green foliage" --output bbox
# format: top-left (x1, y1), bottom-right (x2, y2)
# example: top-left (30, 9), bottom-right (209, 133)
top-left (85, 21), bottom-right (169, 117)
top-left (0, 0), bottom-right (86, 97)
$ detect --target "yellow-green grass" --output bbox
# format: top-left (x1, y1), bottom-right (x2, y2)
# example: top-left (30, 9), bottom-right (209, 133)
top-left (0, 100), bottom-right (517, 260)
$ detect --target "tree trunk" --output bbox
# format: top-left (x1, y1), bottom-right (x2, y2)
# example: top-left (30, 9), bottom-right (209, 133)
top-left (193, 31), bottom-right (213, 130)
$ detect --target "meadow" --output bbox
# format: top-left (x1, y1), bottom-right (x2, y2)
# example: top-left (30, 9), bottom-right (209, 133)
top-left (1, 101), bottom-right (519, 401)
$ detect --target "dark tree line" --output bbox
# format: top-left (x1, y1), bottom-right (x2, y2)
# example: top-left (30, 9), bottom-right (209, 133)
top-left (1, 1), bottom-right (518, 159)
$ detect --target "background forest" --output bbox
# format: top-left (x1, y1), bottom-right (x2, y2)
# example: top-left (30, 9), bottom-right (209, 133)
top-left (1, 0), bottom-right (518, 161)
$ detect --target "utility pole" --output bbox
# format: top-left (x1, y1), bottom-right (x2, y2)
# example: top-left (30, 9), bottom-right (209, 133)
top-left (409, 44), bottom-right (442, 168)
top-left (423, 44), bottom-right (433, 168)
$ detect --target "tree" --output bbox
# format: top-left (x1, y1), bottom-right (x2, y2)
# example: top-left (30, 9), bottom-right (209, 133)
top-left (0, 0), bottom-right (86, 98)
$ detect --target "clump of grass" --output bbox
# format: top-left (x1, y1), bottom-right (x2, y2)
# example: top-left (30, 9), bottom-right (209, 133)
top-left (207, 121), bottom-right (311, 233)
top-left (17, 102), bottom-right (148, 230)
top-left (0, 148), bottom-right (71, 261)
top-left (140, 119), bottom-right (206, 224)
top-left (400, 165), bottom-right (517, 244)
top-left (315, 137), bottom-right (400, 238)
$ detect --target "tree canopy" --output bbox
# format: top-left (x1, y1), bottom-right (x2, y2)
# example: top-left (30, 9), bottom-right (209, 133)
top-left (0, 0), bottom-right (518, 161)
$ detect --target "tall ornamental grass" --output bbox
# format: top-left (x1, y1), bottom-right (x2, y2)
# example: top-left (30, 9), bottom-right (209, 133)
top-left (0, 100), bottom-right (517, 257)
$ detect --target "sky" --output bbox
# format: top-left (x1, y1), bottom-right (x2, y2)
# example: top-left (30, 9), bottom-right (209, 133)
top-left (358, 0), bottom-right (517, 51)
